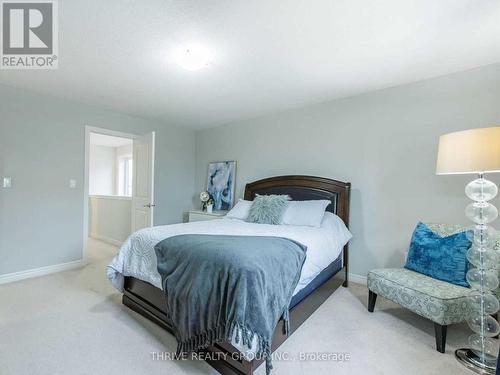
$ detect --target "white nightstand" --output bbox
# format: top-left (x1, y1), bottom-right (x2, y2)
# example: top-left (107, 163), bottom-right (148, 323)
top-left (188, 210), bottom-right (227, 222)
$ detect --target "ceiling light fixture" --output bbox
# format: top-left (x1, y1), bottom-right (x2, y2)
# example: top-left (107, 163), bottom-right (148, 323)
top-left (173, 44), bottom-right (213, 71)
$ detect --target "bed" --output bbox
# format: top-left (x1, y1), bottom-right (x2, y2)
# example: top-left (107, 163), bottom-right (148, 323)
top-left (109, 175), bottom-right (351, 375)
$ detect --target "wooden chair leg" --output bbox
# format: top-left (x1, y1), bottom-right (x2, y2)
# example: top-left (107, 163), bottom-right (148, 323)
top-left (434, 323), bottom-right (447, 353)
top-left (368, 290), bottom-right (377, 312)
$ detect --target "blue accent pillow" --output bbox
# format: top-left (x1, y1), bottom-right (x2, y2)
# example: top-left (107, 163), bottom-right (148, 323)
top-left (404, 222), bottom-right (471, 287)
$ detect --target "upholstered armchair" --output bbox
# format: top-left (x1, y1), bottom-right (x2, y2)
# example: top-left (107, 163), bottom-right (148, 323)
top-left (367, 223), bottom-right (499, 353)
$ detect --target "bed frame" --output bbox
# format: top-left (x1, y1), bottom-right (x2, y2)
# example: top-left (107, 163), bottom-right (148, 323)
top-left (122, 175), bottom-right (351, 375)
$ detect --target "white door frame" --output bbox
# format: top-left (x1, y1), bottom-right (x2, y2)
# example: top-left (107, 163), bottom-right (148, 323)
top-left (83, 126), bottom-right (140, 263)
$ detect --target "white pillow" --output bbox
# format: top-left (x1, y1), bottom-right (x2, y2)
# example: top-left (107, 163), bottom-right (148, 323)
top-left (320, 212), bottom-right (352, 246)
top-left (226, 199), bottom-right (253, 220)
top-left (282, 200), bottom-right (331, 227)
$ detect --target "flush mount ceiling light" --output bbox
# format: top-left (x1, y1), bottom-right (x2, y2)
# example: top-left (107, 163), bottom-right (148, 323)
top-left (173, 44), bottom-right (213, 71)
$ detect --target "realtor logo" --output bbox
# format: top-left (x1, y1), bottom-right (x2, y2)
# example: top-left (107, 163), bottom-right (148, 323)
top-left (1, 0), bottom-right (58, 69)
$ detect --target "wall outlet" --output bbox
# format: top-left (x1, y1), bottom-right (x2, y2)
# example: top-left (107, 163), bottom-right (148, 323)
top-left (3, 177), bottom-right (12, 188)
top-left (69, 179), bottom-right (77, 189)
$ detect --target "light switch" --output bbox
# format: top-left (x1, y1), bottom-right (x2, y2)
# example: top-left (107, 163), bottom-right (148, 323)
top-left (3, 177), bottom-right (12, 188)
top-left (69, 179), bottom-right (77, 189)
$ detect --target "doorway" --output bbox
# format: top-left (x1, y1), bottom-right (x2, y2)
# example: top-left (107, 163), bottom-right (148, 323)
top-left (83, 126), bottom-right (155, 262)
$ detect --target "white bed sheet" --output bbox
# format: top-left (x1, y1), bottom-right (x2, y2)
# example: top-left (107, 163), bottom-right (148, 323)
top-left (107, 213), bottom-right (352, 297)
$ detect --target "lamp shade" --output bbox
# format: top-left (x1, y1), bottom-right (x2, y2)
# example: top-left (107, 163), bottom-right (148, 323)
top-left (436, 126), bottom-right (500, 175)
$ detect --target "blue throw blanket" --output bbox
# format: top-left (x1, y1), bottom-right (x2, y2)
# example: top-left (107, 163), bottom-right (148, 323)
top-left (154, 234), bottom-right (307, 374)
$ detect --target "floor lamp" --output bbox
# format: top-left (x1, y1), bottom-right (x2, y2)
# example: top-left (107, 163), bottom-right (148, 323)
top-left (436, 126), bottom-right (500, 374)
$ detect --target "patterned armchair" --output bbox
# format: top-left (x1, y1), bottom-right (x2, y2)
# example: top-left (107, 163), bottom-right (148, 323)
top-left (367, 223), bottom-right (499, 354)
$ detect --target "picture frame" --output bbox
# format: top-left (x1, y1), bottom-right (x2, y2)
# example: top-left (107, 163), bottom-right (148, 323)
top-left (206, 161), bottom-right (236, 210)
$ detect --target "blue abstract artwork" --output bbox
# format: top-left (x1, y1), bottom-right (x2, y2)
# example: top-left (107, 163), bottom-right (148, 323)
top-left (207, 161), bottom-right (236, 210)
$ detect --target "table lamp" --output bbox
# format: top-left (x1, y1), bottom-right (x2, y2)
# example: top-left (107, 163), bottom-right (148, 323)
top-left (436, 126), bottom-right (500, 374)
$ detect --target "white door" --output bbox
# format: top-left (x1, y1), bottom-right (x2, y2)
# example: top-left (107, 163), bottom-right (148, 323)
top-left (132, 132), bottom-right (155, 232)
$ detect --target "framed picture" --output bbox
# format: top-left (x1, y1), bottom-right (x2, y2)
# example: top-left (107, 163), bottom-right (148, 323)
top-left (206, 161), bottom-right (236, 210)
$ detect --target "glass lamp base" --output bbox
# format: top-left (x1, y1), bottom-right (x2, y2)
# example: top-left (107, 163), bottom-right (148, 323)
top-left (455, 348), bottom-right (497, 374)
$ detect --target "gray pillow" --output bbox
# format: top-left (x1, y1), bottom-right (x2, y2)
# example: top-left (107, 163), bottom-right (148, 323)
top-left (247, 194), bottom-right (290, 225)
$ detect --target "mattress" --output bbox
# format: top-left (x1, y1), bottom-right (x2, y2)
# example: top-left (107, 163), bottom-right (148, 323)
top-left (289, 252), bottom-right (344, 309)
top-left (107, 213), bottom-right (352, 297)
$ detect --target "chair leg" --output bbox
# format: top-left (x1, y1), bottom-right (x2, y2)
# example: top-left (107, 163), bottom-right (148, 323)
top-left (434, 323), bottom-right (447, 353)
top-left (368, 290), bottom-right (377, 312)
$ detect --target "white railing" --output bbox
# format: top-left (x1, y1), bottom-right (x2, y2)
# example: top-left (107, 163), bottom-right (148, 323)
top-left (88, 196), bottom-right (132, 245)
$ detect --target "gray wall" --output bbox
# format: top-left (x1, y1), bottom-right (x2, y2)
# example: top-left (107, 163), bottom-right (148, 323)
top-left (0, 84), bottom-right (196, 275)
top-left (2, 64), bottom-right (499, 279)
top-left (195, 64), bottom-right (500, 278)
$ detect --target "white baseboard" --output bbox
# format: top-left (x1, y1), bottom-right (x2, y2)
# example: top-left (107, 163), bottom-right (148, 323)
top-left (89, 233), bottom-right (123, 247)
top-left (348, 272), bottom-right (367, 285)
top-left (0, 259), bottom-right (85, 285)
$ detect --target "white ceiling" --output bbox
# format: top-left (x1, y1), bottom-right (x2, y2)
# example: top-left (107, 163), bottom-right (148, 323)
top-left (1, 0), bottom-right (499, 129)
top-left (90, 133), bottom-right (132, 148)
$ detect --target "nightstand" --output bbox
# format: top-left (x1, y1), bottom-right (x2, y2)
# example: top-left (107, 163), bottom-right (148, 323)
top-left (188, 210), bottom-right (227, 222)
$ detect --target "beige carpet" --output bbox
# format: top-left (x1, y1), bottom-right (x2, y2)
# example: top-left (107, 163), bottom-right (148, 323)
top-left (0, 238), bottom-right (476, 375)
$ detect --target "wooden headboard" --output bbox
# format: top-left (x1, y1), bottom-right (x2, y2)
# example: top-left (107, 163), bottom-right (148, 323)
top-left (244, 175), bottom-right (351, 227)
